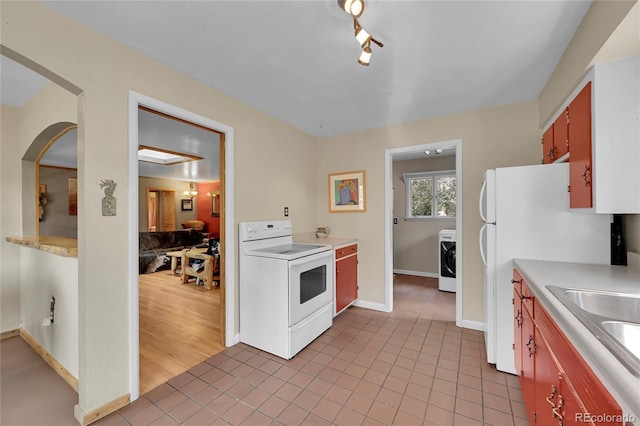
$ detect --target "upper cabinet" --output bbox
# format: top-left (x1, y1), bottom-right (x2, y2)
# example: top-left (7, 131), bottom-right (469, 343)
top-left (541, 55), bottom-right (640, 213)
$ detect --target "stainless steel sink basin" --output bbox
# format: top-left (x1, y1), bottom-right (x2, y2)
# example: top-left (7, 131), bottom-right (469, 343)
top-left (601, 321), bottom-right (640, 360)
top-left (547, 286), bottom-right (640, 377)
top-left (561, 289), bottom-right (640, 323)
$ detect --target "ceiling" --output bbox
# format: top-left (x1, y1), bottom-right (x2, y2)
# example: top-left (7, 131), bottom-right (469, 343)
top-left (2, 0), bottom-right (593, 169)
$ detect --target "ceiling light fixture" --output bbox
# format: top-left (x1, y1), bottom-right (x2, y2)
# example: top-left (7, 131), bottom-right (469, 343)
top-left (350, 14), bottom-right (383, 66)
top-left (338, 0), bottom-right (365, 18)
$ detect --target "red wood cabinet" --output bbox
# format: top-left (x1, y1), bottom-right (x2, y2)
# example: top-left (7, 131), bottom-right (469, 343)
top-left (335, 244), bottom-right (357, 315)
top-left (513, 270), bottom-right (535, 420)
top-left (568, 82), bottom-right (593, 208)
top-left (542, 110), bottom-right (569, 164)
top-left (513, 268), bottom-right (623, 425)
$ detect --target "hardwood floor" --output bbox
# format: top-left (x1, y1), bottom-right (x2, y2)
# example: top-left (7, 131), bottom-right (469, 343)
top-left (139, 270), bottom-right (225, 394)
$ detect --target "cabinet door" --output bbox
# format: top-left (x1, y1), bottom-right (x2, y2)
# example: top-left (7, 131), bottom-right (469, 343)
top-left (553, 109), bottom-right (569, 160)
top-left (513, 288), bottom-right (523, 380)
top-left (521, 303), bottom-right (536, 421)
top-left (569, 82), bottom-right (593, 208)
top-left (533, 328), bottom-right (561, 426)
top-left (542, 125), bottom-right (555, 164)
top-left (335, 253), bottom-right (357, 314)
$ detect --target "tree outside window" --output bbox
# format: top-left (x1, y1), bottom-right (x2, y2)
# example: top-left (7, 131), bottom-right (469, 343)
top-left (404, 171), bottom-right (456, 219)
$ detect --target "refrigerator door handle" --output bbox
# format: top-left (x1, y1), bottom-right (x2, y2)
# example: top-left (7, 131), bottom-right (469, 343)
top-left (479, 223), bottom-right (488, 267)
top-left (479, 180), bottom-right (488, 223)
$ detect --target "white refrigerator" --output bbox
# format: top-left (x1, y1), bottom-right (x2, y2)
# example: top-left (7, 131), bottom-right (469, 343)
top-left (479, 162), bottom-right (610, 374)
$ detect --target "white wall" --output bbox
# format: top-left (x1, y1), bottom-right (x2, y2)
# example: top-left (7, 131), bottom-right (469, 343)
top-left (1, 104), bottom-right (22, 333)
top-left (317, 100), bottom-right (541, 318)
top-left (20, 247), bottom-right (79, 377)
top-left (393, 156), bottom-right (456, 275)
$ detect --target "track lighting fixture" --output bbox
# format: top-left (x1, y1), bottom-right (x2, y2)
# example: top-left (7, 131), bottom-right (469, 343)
top-left (353, 18), bottom-right (383, 66)
top-left (338, 0), bottom-right (365, 18)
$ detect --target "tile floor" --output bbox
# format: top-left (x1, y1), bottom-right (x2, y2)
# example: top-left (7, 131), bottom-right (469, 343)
top-left (0, 333), bottom-right (78, 426)
top-left (95, 275), bottom-right (528, 425)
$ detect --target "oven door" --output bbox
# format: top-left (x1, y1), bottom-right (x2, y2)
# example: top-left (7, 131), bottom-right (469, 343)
top-left (288, 250), bottom-right (333, 326)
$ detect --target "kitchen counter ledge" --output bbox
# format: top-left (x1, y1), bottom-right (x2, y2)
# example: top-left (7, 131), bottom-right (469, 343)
top-left (6, 236), bottom-right (78, 257)
top-left (293, 232), bottom-right (357, 248)
top-left (513, 258), bottom-right (640, 419)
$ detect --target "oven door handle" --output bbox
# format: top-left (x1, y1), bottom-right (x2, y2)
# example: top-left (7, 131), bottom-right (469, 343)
top-left (288, 249), bottom-right (333, 267)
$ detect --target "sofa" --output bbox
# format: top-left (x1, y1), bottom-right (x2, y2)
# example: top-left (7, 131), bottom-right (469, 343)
top-left (139, 230), bottom-right (207, 274)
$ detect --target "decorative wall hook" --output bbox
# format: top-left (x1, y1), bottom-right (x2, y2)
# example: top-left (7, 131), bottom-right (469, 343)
top-left (100, 179), bottom-right (117, 216)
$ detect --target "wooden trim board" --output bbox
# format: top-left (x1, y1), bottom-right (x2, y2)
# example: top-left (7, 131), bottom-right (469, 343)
top-left (1, 329), bottom-right (20, 340)
top-left (75, 394), bottom-right (130, 426)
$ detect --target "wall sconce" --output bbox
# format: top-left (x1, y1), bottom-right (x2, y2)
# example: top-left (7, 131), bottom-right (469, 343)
top-left (184, 182), bottom-right (198, 199)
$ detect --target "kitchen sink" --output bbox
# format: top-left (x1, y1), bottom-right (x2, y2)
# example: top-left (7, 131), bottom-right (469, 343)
top-left (561, 289), bottom-right (640, 323)
top-left (601, 321), bottom-right (640, 360)
top-left (547, 286), bottom-right (640, 377)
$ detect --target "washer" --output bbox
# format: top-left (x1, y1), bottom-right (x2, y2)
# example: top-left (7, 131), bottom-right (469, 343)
top-left (439, 229), bottom-right (456, 292)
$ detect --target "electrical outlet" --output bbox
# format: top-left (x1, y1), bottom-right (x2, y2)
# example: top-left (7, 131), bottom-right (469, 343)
top-left (284, 207), bottom-right (289, 217)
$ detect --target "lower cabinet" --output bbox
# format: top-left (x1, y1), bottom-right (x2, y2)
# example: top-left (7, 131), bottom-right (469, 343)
top-left (335, 243), bottom-right (357, 315)
top-left (513, 269), bottom-right (622, 425)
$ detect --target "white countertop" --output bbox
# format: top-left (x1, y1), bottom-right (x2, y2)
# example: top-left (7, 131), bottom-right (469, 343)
top-left (293, 232), bottom-right (357, 248)
top-left (513, 259), bottom-right (640, 418)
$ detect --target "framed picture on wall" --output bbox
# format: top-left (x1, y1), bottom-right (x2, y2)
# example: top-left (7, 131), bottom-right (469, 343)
top-left (328, 170), bottom-right (366, 212)
top-left (68, 177), bottom-right (78, 215)
top-left (181, 198), bottom-right (193, 211)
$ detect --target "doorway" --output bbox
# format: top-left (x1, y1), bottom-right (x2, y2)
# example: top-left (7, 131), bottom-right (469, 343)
top-left (384, 139), bottom-right (463, 327)
top-left (128, 92), bottom-right (236, 401)
top-left (145, 188), bottom-right (176, 232)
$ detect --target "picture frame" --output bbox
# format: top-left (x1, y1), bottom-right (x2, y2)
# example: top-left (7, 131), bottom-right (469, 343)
top-left (181, 198), bottom-right (193, 211)
top-left (68, 177), bottom-right (78, 216)
top-left (328, 170), bottom-right (366, 213)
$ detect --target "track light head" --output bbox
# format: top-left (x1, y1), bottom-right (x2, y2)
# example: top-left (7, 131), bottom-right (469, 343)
top-left (338, 0), bottom-right (365, 18)
top-left (358, 45), bottom-right (372, 66)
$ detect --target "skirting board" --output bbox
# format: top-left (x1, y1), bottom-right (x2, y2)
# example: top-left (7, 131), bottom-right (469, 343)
top-left (1, 329), bottom-right (20, 340)
top-left (74, 394), bottom-right (130, 426)
top-left (461, 319), bottom-right (485, 332)
top-left (353, 299), bottom-right (390, 313)
top-left (393, 269), bottom-right (439, 278)
top-left (20, 328), bottom-right (79, 392)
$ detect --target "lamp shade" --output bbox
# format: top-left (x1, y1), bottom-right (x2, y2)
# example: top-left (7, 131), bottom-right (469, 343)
top-left (338, 0), bottom-right (365, 18)
top-left (358, 46), bottom-right (372, 66)
top-left (355, 26), bottom-right (371, 46)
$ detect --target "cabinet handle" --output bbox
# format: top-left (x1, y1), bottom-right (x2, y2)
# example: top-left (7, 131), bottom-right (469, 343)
top-left (546, 385), bottom-right (557, 408)
top-left (582, 165), bottom-right (591, 186)
top-left (526, 335), bottom-right (536, 357)
top-left (515, 309), bottom-right (522, 327)
top-left (552, 395), bottom-right (564, 423)
top-left (520, 294), bottom-right (531, 301)
top-left (511, 279), bottom-right (522, 284)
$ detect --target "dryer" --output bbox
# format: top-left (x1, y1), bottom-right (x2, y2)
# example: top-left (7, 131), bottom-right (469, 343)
top-left (438, 229), bottom-right (456, 292)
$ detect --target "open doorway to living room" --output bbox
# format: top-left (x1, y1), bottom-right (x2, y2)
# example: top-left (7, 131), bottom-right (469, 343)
top-left (136, 106), bottom-right (225, 394)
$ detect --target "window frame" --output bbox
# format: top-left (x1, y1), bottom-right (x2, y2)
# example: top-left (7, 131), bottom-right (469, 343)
top-left (403, 170), bottom-right (456, 221)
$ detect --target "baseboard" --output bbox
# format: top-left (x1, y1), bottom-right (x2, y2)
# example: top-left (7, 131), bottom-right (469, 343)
top-left (1, 329), bottom-right (20, 340)
top-left (75, 394), bottom-right (130, 426)
top-left (393, 269), bottom-right (439, 278)
top-left (19, 328), bottom-right (79, 392)
top-left (461, 319), bottom-right (485, 332)
top-left (353, 299), bottom-right (391, 313)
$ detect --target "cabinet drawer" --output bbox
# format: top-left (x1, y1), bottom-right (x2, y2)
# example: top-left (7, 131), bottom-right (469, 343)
top-left (335, 244), bottom-right (357, 260)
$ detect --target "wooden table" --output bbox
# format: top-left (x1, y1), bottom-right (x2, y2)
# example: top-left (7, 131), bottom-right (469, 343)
top-left (166, 248), bottom-right (207, 275)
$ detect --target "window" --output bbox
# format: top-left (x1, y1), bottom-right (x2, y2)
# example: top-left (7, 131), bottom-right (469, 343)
top-left (404, 171), bottom-right (456, 219)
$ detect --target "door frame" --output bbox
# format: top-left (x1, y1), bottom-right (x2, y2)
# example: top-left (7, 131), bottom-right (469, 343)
top-left (127, 91), bottom-right (236, 401)
top-left (384, 139), bottom-right (463, 327)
